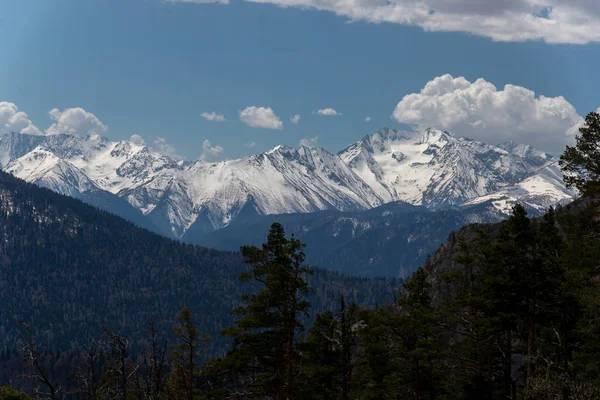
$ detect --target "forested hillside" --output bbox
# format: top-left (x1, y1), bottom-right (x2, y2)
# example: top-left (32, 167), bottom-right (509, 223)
top-left (0, 170), bottom-right (397, 356)
top-left (185, 201), bottom-right (509, 277)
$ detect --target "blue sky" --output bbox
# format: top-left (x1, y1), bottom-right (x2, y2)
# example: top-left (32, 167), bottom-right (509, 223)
top-left (1, 0), bottom-right (599, 159)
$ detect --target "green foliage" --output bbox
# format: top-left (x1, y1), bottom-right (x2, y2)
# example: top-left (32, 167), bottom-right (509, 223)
top-left (560, 111), bottom-right (600, 196)
top-left (210, 222), bottom-right (314, 398)
top-left (0, 386), bottom-right (32, 400)
top-left (352, 268), bottom-right (445, 399)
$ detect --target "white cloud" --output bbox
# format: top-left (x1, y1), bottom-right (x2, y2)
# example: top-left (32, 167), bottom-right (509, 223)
top-left (392, 74), bottom-right (583, 152)
top-left (201, 112), bottom-right (226, 122)
top-left (239, 106), bottom-right (283, 130)
top-left (46, 107), bottom-right (107, 136)
top-left (200, 139), bottom-right (224, 161)
top-left (238, 0), bottom-right (600, 44)
top-left (0, 102), bottom-right (43, 135)
top-left (130, 134), bottom-right (146, 146)
top-left (291, 114), bottom-right (301, 124)
top-left (299, 136), bottom-right (319, 148)
top-left (154, 137), bottom-right (185, 161)
top-left (244, 142), bottom-right (257, 148)
top-left (314, 108), bottom-right (342, 117)
top-left (364, 116), bottom-right (372, 122)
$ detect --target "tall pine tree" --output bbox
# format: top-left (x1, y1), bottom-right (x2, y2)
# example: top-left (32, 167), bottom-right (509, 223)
top-left (215, 222), bottom-right (313, 399)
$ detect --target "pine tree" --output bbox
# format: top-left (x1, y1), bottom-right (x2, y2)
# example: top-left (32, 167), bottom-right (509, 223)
top-left (169, 307), bottom-right (210, 400)
top-left (297, 295), bottom-right (359, 400)
top-left (216, 222), bottom-right (314, 398)
top-left (353, 268), bottom-right (443, 399)
top-left (559, 111), bottom-right (600, 196)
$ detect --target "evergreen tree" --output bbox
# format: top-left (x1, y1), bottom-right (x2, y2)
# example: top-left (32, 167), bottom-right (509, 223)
top-left (353, 268), bottom-right (443, 399)
top-left (215, 222), bottom-right (314, 398)
top-left (169, 308), bottom-right (210, 400)
top-left (560, 111), bottom-right (600, 196)
top-left (297, 296), bottom-right (359, 400)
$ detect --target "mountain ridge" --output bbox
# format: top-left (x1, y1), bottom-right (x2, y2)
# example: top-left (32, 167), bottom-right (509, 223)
top-left (0, 128), bottom-right (576, 239)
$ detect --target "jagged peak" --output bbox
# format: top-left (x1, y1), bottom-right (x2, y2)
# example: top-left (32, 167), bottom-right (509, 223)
top-left (416, 128), bottom-right (452, 145)
top-left (265, 144), bottom-right (293, 155)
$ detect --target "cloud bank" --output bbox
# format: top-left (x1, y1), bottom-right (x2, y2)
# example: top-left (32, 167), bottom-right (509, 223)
top-left (392, 74), bottom-right (584, 152)
top-left (47, 107), bottom-right (108, 136)
top-left (0, 102), bottom-right (42, 135)
top-left (172, 0), bottom-right (600, 44)
top-left (239, 106), bottom-right (283, 130)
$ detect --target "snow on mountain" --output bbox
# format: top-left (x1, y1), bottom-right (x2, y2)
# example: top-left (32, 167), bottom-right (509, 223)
top-left (5, 147), bottom-right (100, 197)
top-left (461, 161), bottom-right (576, 215)
top-left (0, 128), bottom-right (576, 238)
top-left (0, 131), bottom-right (385, 237)
top-left (0, 131), bottom-right (45, 168)
top-left (339, 128), bottom-right (537, 208)
top-left (161, 144), bottom-right (382, 236)
top-left (496, 141), bottom-right (552, 168)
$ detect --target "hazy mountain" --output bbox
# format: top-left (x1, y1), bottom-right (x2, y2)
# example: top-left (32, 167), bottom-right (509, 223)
top-left (183, 200), bottom-right (518, 278)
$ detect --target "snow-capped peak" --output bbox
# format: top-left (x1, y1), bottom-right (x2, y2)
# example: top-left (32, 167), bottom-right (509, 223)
top-left (0, 128), bottom-right (575, 239)
top-left (338, 127), bottom-right (563, 208)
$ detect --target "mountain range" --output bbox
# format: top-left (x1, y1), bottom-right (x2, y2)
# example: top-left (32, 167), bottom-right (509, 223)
top-left (0, 128), bottom-right (576, 243)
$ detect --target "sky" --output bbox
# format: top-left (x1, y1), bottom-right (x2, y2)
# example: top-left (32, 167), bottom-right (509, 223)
top-left (1, 0), bottom-right (599, 160)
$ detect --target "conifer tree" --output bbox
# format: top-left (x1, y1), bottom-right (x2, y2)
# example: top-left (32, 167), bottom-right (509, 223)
top-left (298, 295), bottom-right (359, 400)
top-left (560, 111), bottom-right (600, 196)
top-left (169, 307), bottom-right (210, 400)
top-left (217, 222), bottom-right (313, 399)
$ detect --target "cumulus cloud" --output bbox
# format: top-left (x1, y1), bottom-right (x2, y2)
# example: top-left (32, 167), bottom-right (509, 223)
top-left (154, 137), bottom-right (185, 161)
top-left (238, 0), bottom-right (600, 44)
top-left (239, 106), bottom-right (283, 130)
top-left (130, 134), bottom-right (146, 146)
top-left (364, 116), bottom-right (372, 122)
top-left (201, 112), bottom-right (226, 122)
top-left (244, 142), bottom-right (257, 148)
top-left (299, 136), bottom-right (319, 147)
top-left (0, 102), bottom-right (43, 135)
top-left (200, 139), bottom-right (224, 161)
top-left (314, 108), bottom-right (342, 117)
top-left (291, 114), bottom-right (301, 124)
top-left (46, 107), bottom-right (107, 136)
top-left (392, 74), bottom-right (584, 152)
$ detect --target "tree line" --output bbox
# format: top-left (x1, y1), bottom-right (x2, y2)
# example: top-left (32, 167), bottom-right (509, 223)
top-left (3, 111), bottom-right (600, 399)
